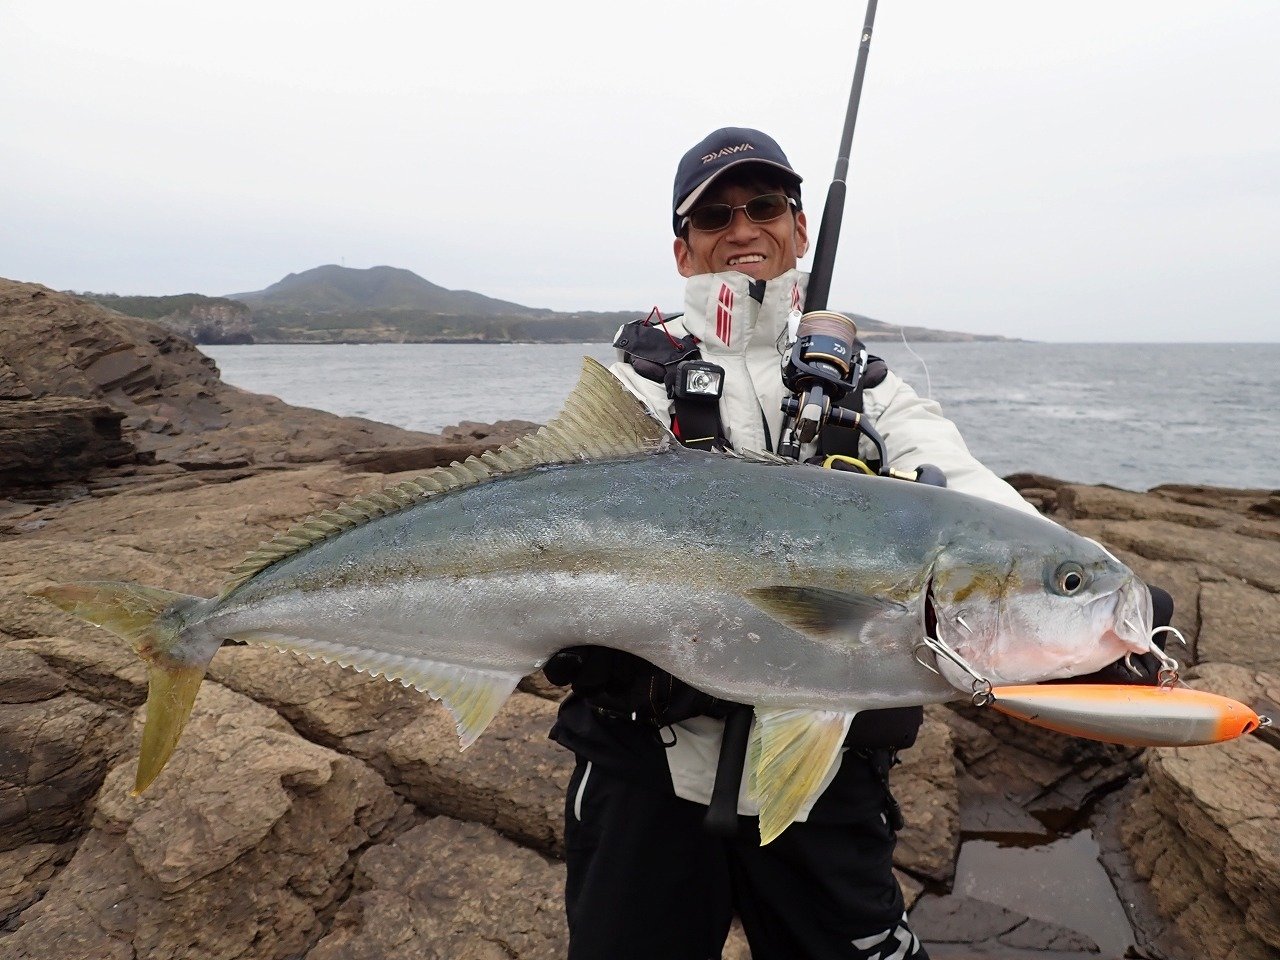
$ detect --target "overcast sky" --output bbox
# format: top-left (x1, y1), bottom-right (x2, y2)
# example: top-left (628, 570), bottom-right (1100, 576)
top-left (2, 1), bottom-right (1276, 341)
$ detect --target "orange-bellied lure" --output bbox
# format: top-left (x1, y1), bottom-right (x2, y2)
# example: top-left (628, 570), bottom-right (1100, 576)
top-left (988, 684), bottom-right (1269, 748)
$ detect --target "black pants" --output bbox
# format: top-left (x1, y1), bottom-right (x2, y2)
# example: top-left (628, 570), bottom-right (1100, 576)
top-left (563, 758), bottom-right (928, 960)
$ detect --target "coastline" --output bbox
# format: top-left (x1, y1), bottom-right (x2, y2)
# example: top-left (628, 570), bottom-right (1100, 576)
top-left (3, 277), bottom-right (1278, 959)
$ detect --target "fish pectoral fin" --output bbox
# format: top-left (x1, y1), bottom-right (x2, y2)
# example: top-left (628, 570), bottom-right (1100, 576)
top-left (747, 707), bottom-right (855, 845)
top-left (744, 586), bottom-right (897, 642)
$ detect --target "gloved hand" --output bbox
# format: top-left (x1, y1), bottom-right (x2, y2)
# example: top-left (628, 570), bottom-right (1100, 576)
top-left (542, 646), bottom-right (732, 725)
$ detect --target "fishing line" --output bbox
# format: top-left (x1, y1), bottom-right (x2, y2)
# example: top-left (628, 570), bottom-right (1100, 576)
top-left (898, 324), bottom-right (932, 400)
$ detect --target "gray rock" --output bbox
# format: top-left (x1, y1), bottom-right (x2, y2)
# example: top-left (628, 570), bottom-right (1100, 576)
top-left (1119, 665), bottom-right (1280, 960)
top-left (0, 279), bottom-right (445, 486)
top-left (0, 646), bottom-right (129, 850)
top-left (893, 708), bottom-right (960, 882)
top-left (383, 693), bottom-right (571, 857)
top-left (307, 818), bottom-right (567, 960)
top-left (911, 893), bottom-right (1099, 952)
top-left (1198, 580), bottom-right (1280, 673)
top-left (0, 683), bottom-right (403, 960)
top-left (0, 842), bottom-right (72, 929)
top-left (0, 397), bottom-right (135, 491)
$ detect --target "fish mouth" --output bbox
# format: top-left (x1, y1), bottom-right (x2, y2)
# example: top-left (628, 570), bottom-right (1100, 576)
top-left (1103, 577), bottom-right (1154, 655)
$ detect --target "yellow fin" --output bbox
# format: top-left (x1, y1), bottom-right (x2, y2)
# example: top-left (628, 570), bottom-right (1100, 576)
top-left (220, 357), bottom-right (674, 597)
top-left (748, 708), bottom-right (854, 845)
top-left (31, 581), bottom-right (214, 794)
top-left (243, 633), bottom-right (522, 748)
top-left (135, 662), bottom-right (206, 793)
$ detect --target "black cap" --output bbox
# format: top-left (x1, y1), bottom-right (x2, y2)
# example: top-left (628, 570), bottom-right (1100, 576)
top-left (672, 127), bottom-right (803, 234)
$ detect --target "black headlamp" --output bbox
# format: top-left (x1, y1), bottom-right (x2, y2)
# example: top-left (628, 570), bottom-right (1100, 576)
top-left (670, 359), bottom-right (724, 401)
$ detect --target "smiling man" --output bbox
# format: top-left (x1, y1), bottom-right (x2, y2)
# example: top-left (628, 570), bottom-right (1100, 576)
top-left (546, 128), bottom-right (1033, 960)
top-left (546, 127), bottom-right (971, 960)
top-left (673, 136), bottom-right (809, 280)
top-left (545, 126), bottom-right (1173, 960)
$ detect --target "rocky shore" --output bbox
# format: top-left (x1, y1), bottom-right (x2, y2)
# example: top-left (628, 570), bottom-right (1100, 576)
top-left (2, 279), bottom-right (1276, 959)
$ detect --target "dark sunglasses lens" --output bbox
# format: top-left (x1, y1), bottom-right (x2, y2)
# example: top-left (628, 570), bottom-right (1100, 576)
top-left (745, 194), bottom-right (790, 222)
top-left (688, 204), bottom-right (733, 231)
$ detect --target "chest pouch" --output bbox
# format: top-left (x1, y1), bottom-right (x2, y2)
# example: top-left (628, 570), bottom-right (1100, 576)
top-left (614, 318), bottom-right (726, 451)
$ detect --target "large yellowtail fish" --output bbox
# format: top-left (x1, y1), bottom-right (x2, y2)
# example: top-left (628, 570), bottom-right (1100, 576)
top-left (34, 358), bottom-right (1159, 843)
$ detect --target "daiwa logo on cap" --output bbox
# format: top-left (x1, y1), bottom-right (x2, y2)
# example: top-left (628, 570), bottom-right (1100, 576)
top-left (673, 127), bottom-right (801, 234)
top-left (702, 143), bottom-right (755, 164)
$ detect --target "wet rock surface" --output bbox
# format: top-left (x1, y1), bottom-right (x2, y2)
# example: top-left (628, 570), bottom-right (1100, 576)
top-left (1108, 664), bottom-right (1280, 960)
top-left (911, 894), bottom-right (1100, 954)
top-left (0, 287), bottom-right (1276, 958)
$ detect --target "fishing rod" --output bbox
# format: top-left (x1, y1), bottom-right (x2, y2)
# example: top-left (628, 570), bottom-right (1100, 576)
top-left (774, 0), bottom-right (882, 461)
top-left (704, 0), bottom-right (885, 840)
top-left (806, 0), bottom-right (879, 313)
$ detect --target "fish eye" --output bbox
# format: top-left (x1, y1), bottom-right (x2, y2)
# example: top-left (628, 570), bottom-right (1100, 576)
top-left (1054, 562), bottom-right (1088, 595)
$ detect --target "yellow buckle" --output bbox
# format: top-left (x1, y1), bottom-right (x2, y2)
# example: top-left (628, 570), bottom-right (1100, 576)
top-left (821, 455), bottom-right (875, 476)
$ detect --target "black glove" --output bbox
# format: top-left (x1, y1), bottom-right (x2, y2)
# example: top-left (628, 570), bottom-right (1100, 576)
top-left (543, 646), bottom-right (732, 725)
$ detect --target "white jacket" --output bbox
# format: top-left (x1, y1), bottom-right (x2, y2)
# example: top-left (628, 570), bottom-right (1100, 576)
top-left (609, 268), bottom-right (1038, 817)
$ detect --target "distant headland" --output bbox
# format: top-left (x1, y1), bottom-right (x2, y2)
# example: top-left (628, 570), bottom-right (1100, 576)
top-left (70, 264), bottom-right (1017, 346)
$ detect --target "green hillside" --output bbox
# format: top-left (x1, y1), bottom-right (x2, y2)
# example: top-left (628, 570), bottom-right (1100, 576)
top-left (231, 264), bottom-right (545, 317)
top-left (77, 266), bottom-right (1012, 344)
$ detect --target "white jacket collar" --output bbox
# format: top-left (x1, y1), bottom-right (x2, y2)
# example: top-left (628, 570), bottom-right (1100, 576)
top-left (679, 269), bottom-right (809, 355)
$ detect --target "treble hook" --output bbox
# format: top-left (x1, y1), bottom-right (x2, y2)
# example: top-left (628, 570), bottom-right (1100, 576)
top-left (913, 643), bottom-right (941, 676)
top-left (1150, 644), bottom-right (1182, 688)
top-left (915, 634), bottom-right (993, 707)
top-left (1151, 625), bottom-right (1190, 650)
top-left (1123, 652), bottom-right (1145, 676)
top-left (1122, 626), bottom-right (1190, 684)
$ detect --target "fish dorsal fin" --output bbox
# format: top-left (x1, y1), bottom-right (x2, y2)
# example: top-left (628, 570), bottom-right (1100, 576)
top-left (220, 356), bottom-right (674, 597)
top-left (732, 447), bottom-right (791, 466)
top-left (748, 708), bottom-right (855, 844)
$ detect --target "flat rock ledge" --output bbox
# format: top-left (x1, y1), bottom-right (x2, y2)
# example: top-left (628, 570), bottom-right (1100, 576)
top-left (0, 283), bottom-right (1276, 958)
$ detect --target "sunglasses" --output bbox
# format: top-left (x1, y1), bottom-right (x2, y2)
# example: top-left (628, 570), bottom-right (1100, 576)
top-left (682, 193), bottom-right (796, 233)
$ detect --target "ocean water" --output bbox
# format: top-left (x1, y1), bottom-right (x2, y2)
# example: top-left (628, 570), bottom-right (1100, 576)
top-left (204, 341), bottom-right (1279, 492)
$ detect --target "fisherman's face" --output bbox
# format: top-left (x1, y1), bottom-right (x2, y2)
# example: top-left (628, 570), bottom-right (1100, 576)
top-left (675, 180), bottom-right (809, 282)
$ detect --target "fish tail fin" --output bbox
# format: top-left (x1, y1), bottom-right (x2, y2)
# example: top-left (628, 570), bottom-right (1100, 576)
top-left (31, 580), bottom-right (212, 794)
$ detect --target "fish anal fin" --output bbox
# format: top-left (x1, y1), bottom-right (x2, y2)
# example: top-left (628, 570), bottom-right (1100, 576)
top-left (242, 633), bottom-right (522, 748)
top-left (748, 708), bottom-right (855, 844)
top-left (745, 586), bottom-right (896, 642)
top-left (401, 662), bottom-right (522, 748)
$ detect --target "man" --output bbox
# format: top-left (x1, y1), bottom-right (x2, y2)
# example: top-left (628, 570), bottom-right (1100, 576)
top-left (546, 127), bottom-right (1163, 960)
